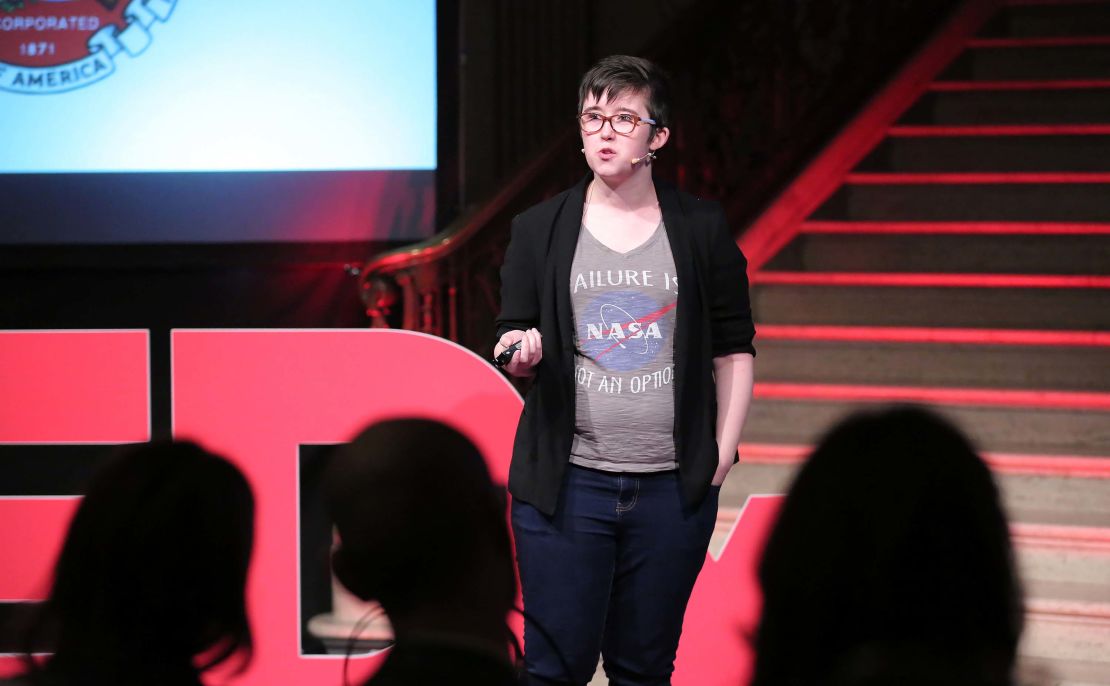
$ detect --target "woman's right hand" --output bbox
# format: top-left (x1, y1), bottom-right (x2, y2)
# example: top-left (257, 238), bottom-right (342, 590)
top-left (495, 328), bottom-right (543, 377)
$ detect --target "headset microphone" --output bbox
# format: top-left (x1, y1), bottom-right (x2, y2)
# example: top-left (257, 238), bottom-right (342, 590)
top-left (630, 150), bottom-right (657, 165)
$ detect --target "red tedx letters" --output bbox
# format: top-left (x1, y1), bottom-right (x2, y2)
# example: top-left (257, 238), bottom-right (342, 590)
top-left (0, 329), bottom-right (778, 686)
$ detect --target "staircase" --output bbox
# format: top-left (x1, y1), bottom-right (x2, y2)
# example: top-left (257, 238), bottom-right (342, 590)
top-left (717, 0), bottom-right (1110, 683)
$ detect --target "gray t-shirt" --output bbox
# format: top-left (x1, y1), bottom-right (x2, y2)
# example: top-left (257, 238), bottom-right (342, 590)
top-left (568, 221), bottom-right (678, 472)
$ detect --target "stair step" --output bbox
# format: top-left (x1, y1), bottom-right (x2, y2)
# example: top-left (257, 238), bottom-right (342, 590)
top-left (800, 220), bottom-right (1110, 235)
top-left (719, 463), bottom-right (1110, 531)
top-left (943, 43), bottom-right (1110, 80)
top-left (763, 233), bottom-right (1110, 274)
top-left (1025, 577), bottom-right (1110, 603)
top-left (846, 171), bottom-right (1110, 183)
top-left (754, 272), bottom-right (1110, 288)
top-left (812, 182), bottom-right (1110, 222)
top-left (987, 472), bottom-right (1108, 528)
top-left (903, 87), bottom-right (1110, 125)
top-left (753, 382), bottom-right (1110, 411)
top-left (1022, 601), bottom-right (1110, 671)
top-left (758, 323), bottom-right (1110, 346)
top-left (969, 35), bottom-right (1110, 47)
top-left (1018, 656), bottom-right (1110, 686)
top-left (931, 78), bottom-right (1110, 90)
top-left (743, 399), bottom-right (1110, 462)
top-left (1023, 555), bottom-right (1110, 601)
top-left (860, 132), bottom-right (1110, 172)
top-left (738, 443), bottom-right (1110, 479)
top-left (1008, 0), bottom-right (1110, 4)
top-left (754, 338), bottom-right (1110, 391)
top-left (981, 2), bottom-right (1110, 37)
top-left (752, 282), bottom-right (1110, 329)
top-left (890, 124), bottom-right (1110, 134)
top-left (1015, 522), bottom-right (1110, 551)
top-left (715, 508), bottom-right (1110, 599)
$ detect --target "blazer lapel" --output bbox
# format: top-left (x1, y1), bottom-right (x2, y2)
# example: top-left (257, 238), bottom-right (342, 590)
top-left (657, 179), bottom-right (698, 319)
top-left (551, 174), bottom-right (590, 370)
top-left (657, 180), bottom-right (697, 443)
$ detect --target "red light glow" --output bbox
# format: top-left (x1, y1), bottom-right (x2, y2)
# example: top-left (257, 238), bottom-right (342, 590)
top-left (753, 382), bottom-right (1110, 410)
top-left (755, 324), bottom-right (1110, 346)
top-left (800, 221), bottom-right (1110, 235)
top-left (753, 272), bottom-right (1110, 288)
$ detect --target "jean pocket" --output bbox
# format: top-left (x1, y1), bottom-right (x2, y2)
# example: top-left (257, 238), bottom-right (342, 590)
top-left (511, 498), bottom-right (555, 536)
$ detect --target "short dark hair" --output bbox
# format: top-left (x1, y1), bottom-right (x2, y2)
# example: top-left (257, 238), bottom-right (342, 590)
top-left (753, 406), bottom-right (1023, 686)
top-left (22, 441), bottom-right (255, 681)
top-left (577, 55), bottom-right (672, 131)
top-left (325, 419), bottom-right (514, 613)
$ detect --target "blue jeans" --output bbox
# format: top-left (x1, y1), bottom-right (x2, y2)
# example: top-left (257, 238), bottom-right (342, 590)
top-left (511, 464), bottom-right (720, 686)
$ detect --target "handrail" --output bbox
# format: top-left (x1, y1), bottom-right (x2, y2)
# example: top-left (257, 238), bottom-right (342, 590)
top-left (357, 131), bottom-right (577, 332)
top-left (359, 132), bottom-right (573, 279)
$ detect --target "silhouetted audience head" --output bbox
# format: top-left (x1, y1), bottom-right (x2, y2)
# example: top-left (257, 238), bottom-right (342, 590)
top-left (325, 418), bottom-right (515, 626)
top-left (752, 406), bottom-right (1023, 686)
top-left (17, 441), bottom-right (254, 686)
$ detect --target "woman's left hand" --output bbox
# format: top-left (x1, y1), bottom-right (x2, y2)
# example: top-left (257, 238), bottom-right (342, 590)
top-left (711, 462), bottom-right (731, 487)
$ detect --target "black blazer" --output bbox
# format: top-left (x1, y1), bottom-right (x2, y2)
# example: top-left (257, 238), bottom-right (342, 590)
top-left (496, 174), bottom-right (756, 516)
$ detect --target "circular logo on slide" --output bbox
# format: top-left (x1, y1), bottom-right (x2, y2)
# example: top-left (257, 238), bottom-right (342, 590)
top-left (578, 290), bottom-right (675, 373)
top-left (0, 0), bottom-right (176, 94)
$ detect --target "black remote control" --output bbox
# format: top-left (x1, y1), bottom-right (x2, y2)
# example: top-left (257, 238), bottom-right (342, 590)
top-left (492, 340), bottom-right (523, 368)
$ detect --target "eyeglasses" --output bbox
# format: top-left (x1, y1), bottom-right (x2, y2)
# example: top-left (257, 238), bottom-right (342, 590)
top-left (577, 111), bottom-right (657, 135)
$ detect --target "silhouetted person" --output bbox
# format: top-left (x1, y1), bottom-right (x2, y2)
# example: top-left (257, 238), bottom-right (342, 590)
top-left (751, 406), bottom-right (1023, 686)
top-left (324, 419), bottom-right (520, 686)
top-left (6, 441), bottom-right (254, 686)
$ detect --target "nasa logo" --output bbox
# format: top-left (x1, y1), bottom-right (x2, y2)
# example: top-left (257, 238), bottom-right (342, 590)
top-left (0, 0), bottom-right (175, 95)
top-left (578, 290), bottom-right (676, 372)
